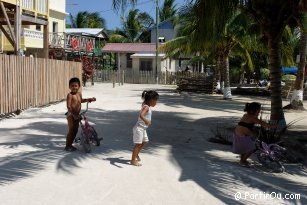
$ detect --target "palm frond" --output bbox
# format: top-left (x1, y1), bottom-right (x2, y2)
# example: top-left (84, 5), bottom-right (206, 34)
top-left (159, 0), bottom-right (178, 22)
top-left (112, 0), bottom-right (137, 12)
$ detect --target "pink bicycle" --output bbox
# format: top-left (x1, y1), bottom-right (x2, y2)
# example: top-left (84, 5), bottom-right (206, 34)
top-left (255, 138), bottom-right (297, 173)
top-left (74, 102), bottom-right (102, 153)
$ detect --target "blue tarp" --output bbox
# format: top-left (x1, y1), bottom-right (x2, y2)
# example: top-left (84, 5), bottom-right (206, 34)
top-left (281, 67), bottom-right (298, 74)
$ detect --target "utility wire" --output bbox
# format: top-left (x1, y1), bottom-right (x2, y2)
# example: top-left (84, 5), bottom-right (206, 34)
top-left (97, 0), bottom-right (154, 13)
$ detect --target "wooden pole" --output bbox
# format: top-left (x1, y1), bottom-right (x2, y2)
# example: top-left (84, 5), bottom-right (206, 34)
top-left (43, 24), bottom-right (49, 58)
top-left (0, 25), bottom-right (15, 46)
top-left (0, 2), bottom-right (16, 48)
top-left (117, 52), bottom-right (121, 86)
top-left (122, 70), bottom-right (124, 85)
top-left (112, 71), bottom-right (115, 88)
top-left (15, 2), bottom-right (21, 55)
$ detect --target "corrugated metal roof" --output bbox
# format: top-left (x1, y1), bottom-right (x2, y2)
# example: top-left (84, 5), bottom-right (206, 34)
top-left (102, 43), bottom-right (156, 53)
top-left (66, 28), bottom-right (103, 35)
top-left (66, 28), bottom-right (108, 38)
top-left (131, 53), bottom-right (165, 58)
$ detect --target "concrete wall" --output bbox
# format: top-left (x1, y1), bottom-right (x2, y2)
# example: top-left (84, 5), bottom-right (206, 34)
top-left (50, 0), bottom-right (66, 13)
top-left (49, 9), bottom-right (66, 33)
top-left (116, 52), bottom-right (174, 73)
top-left (132, 58), bottom-right (162, 72)
top-left (151, 29), bottom-right (175, 43)
top-left (160, 58), bottom-right (177, 72)
top-left (119, 53), bottom-right (127, 70)
top-left (132, 58), bottom-right (140, 72)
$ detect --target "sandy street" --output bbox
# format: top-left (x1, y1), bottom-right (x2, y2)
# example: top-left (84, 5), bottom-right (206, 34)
top-left (0, 83), bottom-right (306, 205)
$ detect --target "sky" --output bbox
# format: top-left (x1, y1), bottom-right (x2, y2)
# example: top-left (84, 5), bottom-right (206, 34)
top-left (66, 0), bottom-right (188, 30)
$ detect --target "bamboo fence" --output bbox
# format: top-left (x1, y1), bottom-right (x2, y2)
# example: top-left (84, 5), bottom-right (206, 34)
top-left (94, 70), bottom-right (213, 86)
top-left (0, 55), bottom-right (82, 115)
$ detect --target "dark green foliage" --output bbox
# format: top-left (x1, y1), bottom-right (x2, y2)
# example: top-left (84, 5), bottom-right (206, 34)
top-left (255, 118), bottom-right (304, 144)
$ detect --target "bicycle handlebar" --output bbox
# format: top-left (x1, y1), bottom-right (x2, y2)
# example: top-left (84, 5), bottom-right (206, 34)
top-left (80, 102), bottom-right (90, 116)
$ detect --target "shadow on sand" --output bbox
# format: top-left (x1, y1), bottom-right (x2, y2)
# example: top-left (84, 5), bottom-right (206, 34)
top-left (0, 86), bottom-right (306, 205)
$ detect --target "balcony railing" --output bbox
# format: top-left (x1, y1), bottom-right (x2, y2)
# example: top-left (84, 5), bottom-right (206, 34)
top-left (1, 29), bottom-right (96, 53)
top-left (49, 32), bottom-right (96, 53)
top-left (23, 29), bottom-right (44, 39)
top-left (20, 0), bottom-right (48, 17)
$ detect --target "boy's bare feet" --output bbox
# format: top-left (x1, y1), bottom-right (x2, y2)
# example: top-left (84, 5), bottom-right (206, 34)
top-left (131, 160), bottom-right (142, 166)
top-left (239, 160), bottom-right (251, 168)
top-left (136, 155), bottom-right (141, 161)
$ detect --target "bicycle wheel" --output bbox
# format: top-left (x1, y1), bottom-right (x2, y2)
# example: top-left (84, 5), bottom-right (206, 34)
top-left (257, 152), bottom-right (285, 173)
top-left (89, 127), bottom-right (100, 146)
top-left (80, 131), bottom-right (91, 153)
top-left (282, 151), bottom-right (298, 163)
top-left (270, 145), bottom-right (298, 163)
top-left (74, 136), bottom-right (81, 143)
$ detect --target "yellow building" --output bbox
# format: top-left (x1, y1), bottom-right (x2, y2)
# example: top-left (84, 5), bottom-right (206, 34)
top-left (0, 0), bottom-right (66, 57)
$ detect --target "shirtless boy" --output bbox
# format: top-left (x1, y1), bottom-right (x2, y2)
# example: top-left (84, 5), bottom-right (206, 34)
top-left (65, 77), bottom-right (96, 151)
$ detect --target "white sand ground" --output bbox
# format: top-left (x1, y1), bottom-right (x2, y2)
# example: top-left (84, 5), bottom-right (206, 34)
top-left (0, 83), bottom-right (306, 205)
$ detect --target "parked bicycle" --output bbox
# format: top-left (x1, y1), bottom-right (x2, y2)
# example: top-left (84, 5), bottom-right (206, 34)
top-left (74, 102), bottom-right (102, 153)
top-left (255, 138), bottom-right (297, 173)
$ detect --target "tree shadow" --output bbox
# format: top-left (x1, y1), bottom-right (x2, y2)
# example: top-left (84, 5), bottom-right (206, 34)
top-left (0, 88), bottom-right (306, 204)
top-left (149, 113), bottom-right (307, 204)
top-left (103, 157), bottom-right (131, 168)
top-left (140, 87), bottom-right (274, 115)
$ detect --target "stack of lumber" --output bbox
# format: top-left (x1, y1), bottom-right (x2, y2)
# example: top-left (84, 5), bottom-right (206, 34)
top-left (176, 76), bottom-right (216, 93)
top-left (304, 87), bottom-right (307, 100)
top-left (232, 87), bottom-right (270, 96)
top-left (282, 80), bottom-right (295, 99)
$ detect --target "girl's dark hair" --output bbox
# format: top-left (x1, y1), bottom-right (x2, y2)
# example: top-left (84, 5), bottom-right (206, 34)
top-left (244, 102), bottom-right (261, 114)
top-left (142, 90), bottom-right (159, 103)
top-left (69, 77), bottom-right (81, 86)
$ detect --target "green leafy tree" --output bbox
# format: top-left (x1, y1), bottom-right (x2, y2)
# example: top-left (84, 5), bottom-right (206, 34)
top-left (159, 0), bottom-right (177, 23)
top-left (110, 9), bottom-right (154, 42)
top-left (291, 12), bottom-right (307, 109)
top-left (191, 0), bottom-right (306, 127)
top-left (69, 11), bottom-right (106, 28)
top-left (162, 5), bottom-right (256, 99)
top-left (112, 0), bottom-right (137, 11)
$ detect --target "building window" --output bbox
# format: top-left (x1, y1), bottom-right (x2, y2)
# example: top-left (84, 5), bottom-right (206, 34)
top-left (140, 59), bottom-right (152, 71)
top-left (126, 53), bottom-right (132, 68)
top-left (52, 22), bottom-right (58, 33)
top-left (36, 25), bottom-right (41, 31)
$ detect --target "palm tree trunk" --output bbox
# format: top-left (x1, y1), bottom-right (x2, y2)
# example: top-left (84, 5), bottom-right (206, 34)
top-left (291, 17), bottom-right (307, 109)
top-left (239, 64), bottom-right (245, 84)
top-left (268, 36), bottom-right (286, 127)
top-left (222, 53), bottom-right (232, 99)
top-left (216, 55), bottom-right (223, 91)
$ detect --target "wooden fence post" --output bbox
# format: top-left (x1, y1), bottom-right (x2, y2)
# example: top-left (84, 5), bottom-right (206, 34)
top-left (122, 70), bottom-right (125, 85)
top-left (112, 71), bottom-right (115, 88)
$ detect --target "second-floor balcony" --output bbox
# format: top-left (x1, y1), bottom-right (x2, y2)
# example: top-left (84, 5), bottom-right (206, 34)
top-left (49, 32), bottom-right (96, 53)
top-left (2, 0), bottom-right (48, 18)
top-left (1, 29), bottom-right (97, 53)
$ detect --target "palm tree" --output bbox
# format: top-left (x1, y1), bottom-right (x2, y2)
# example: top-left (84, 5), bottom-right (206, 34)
top-left (69, 11), bottom-right (106, 28)
top-left (216, 11), bottom-right (257, 99)
top-left (159, 4), bottom-right (198, 58)
top-left (162, 4), bottom-right (256, 99)
top-left (110, 9), bottom-right (154, 43)
top-left (192, 0), bottom-right (305, 127)
top-left (112, 0), bottom-right (137, 11)
top-left (291, 14), bottom-right (307, 109)
top-left (159, 0), bottom-right (177, 22)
